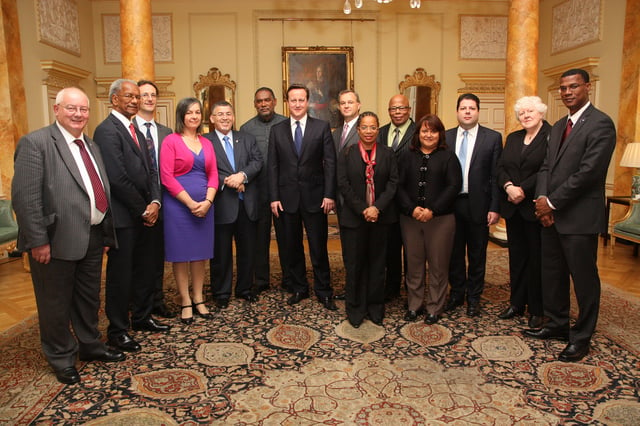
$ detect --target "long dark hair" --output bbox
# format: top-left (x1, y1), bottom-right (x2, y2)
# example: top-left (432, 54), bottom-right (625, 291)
top-left (410, 114), bottom-right (447, 151)
top-left (175, 97), bottom-right (203, 134)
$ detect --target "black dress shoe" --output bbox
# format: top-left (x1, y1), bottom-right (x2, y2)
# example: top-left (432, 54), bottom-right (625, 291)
top-left (287, 292), bottom-right (309, 305)
top-left (404, 310), bottom-right (420, 321)
top-left (108, 333), bottom-right (141, 352)
top-left (371, 318), bottom-right (383, 326)
top-left (152, 303), bottom-right (176, 319)
top-left (558, 343), bottom-right (590, 362)
top-left (80, 349), bottom-right (126, 363)
top-left (238, 293), bottom-right (258, 303)
top-left (320, 296), bottom-right (338, 311)
top-left (132, 317), bottom-right (171, 333)
top-left (444, 298), bottom-right (463, 312)
top-left (215, 298), bottom-right (230, 309)
top-left (425, 313), bottom-right (439, 325)
top-left (254, 283), bottom-right (270, 294)
top-left (192, 301), bottom-right (213, 319)
top-left (522, 327), bottom-right (569, 341)
top-left (528, 315), bottom-right (544, 329)
top-left (333, 293), bottom-right (346, 300)
top-left (466, 303), bottom-right (480, 317)
top-left (498, 306), bottom-right (524, 320)
top-left (350, 321), bottom-right (361, 329)
top-left (55, 366), bottom-right (80, 384)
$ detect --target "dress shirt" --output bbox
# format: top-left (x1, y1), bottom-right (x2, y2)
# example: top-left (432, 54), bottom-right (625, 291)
top-left (290, 115), bottom-right (308, 141)
top-left (386, 119), bottom-right (412, 148)
top-left (456, 124), bottom-right (478, 194)
top-left (56, 122), bottom-right (106, 225)
top-left (343, 116), bottom-right (358, 140)
top-left (134, 116), bottom-right (160, 166)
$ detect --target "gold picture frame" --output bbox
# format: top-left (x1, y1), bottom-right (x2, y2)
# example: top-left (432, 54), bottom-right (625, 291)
top-left (282, 46), bottom-right (354, 129)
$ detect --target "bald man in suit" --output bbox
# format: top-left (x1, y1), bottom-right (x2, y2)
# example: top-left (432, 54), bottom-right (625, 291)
top-left (12, 87), bottom-right (125, 384)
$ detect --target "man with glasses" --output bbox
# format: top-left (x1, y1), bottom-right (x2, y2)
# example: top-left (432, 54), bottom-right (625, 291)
top-left (94, 79), bottom-right (170, 354)
top-left (377, 94), bottom-right (416, 303)
top-left (133, 80), bottom-right (174, 319)
top-left (524, 69), bottom-right (616, 362)
top-left (12, 87), bottom-right (125, 384)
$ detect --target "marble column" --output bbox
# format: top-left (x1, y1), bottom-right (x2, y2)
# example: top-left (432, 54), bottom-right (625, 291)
top-left (504, 0), bottom-right (539, 135)
top-left (612, 0), bottom-right (640, 211)
top-left (0, 0), bottom-right (27, 197)
top-left (120, 0), bottom-right (154, 81)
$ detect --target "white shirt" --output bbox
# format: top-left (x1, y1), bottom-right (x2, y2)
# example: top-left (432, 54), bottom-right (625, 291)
top-left (57, 122), bottom-right (106, 225)
top-left (290, 115), bottom-right (308, 140)
top-left (456, 124), bottom-right (479, 194)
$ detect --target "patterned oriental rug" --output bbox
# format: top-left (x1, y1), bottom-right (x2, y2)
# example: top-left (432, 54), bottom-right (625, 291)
top-left (1, 248), bottom-right (639, 425)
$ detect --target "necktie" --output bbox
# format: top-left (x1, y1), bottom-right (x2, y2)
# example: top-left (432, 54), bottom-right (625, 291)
top-left (74, 139), bottom-right (108, 213)
top-left (339, 122), bottom-right (349, 149)
top-left (458, 130), bottom-right (469, 171)
top-left (391, 128), bottom-right (400, 151)
top-left (223, 135), bottom-right (235, 171)
top-left (144, 122), bottom-right (158, 171)
top-left (294, 121), bottom-right (303, 155)
top-left (129, 123), bottom-right (140, 148)
top-left (561, 118), bottom-right (573, 144)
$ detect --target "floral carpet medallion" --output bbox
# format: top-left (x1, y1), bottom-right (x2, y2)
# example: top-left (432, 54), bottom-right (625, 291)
top-left (1, 249), bottom-right (640, 424)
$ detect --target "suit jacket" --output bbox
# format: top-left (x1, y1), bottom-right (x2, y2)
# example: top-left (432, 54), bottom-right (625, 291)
top-left (332, 122), bottom-right (359, 153)
top-left (12, 123), bottom-right (116, 260)
top-left (497, 121), bottom-right (551, 221)
top-left (337, 143), bottom-right (399, 227)
top-left (536, 104), bottom-right (616, 234)
top-left (446, 125), bottom-right (503, 224)
top-left (93, 113), bottom-right (160, 228)
top-left (133, 117), bottom-right (172, 166)
top-left (203, 130), bottom-right (263, 224)
top-left (268, 116), bottom-right (337, 213)
top-left (377, 120), bottom-right (416, 156)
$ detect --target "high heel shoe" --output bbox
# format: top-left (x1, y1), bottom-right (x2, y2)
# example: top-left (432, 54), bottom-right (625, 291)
top-left (193, 301), bottom-right (213, 319)
top-left (180, 305), bottom-right (194, 325)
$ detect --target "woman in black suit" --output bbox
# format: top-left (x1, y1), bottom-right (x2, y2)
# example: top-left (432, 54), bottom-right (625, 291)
top-left (496, 96), bottom-right (551, 329)
top-left (337, 112), bottom-right (398, 328)
top-left (397, 114), bottom-right (462, 324)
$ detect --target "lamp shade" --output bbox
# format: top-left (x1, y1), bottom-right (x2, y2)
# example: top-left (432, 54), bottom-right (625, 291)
top-left (621, 143), bottom-right (640, 168)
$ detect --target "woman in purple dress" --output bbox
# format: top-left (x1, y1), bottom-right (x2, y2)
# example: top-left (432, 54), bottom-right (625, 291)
top-left (160, 98), bottom-right (218, 324)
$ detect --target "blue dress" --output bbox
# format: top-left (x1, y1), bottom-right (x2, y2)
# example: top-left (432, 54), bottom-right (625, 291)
top-left (163, 149), bottom-right (214, 262)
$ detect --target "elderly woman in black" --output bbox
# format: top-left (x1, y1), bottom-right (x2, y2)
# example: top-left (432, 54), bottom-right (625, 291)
top-left (397, 114), bottom-right (462, 324)
top-left (337, 111), bottom-right (398, 328)
top-left (496, 96), bottom-right (551, 329)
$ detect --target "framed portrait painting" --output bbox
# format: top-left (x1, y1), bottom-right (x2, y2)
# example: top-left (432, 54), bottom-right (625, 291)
top-left (282, 46), bottom-right (354, 129)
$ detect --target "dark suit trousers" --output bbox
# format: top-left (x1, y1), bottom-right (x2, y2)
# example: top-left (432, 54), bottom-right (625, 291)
top-left (147, 220), bottom-right (166, 308)
top-left (282, 209), bottom-right (333, 298)
top-left (30, 225), bottom-right (106, 370)
top-left (384, 221), bottom-right (404, 297)
top-left (211, 201), bottom-right (256, 299)
top-left (253, 205), bottom-right (291, 288)
top-left (105, 223), bottom-right (155, 338)
top-left (342, 223), bottom-right (387, 325)
top-left (541, 227), bottom-right (600, 345)
top-left (505, 212), bottom-right (543, 315)
top-left (449, 196), bottom-right (489, 304)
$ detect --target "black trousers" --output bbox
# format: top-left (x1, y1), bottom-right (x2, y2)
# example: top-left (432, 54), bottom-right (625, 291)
top-left (384, 221), bottom-right (404, 298)
top-left (253, 205), bottom-right (291, 288)
top-left (147, 219), bottom-right (166, 308)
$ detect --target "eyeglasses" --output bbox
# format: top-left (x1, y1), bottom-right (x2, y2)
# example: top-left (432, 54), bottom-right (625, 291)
top-left (119, 93), bottom-right (141, 100)
top-left (558, 83), bottom-right (585, 93)
top-left (60, 104), bottom-right (90, 114)
top-left (388, 106), bottom-right (410, 112)
top-left (141, 93), bottom-right (157, 99)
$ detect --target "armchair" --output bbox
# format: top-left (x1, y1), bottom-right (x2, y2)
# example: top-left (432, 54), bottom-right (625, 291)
top-left (610, 201), bottom-right (640, 256)
top-left (0, 199), bottom-right (18, 254)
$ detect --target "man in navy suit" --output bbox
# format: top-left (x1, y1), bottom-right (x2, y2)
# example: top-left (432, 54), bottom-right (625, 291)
top-left (204, 101), bottom-right (263, 308)
top-left (525, 69), bottom-right (616, 362)
top-left (94, 79), bottom-right (170, 354)
top-left (268, 84), bottom-right (338, 310)
top-left (445, 93), bottom-right (503, 317)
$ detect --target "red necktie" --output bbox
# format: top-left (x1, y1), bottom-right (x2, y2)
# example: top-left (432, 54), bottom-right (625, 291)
top-left (74, 139), bottom-right (108, 213)
top-left (129, 123), bottom-right (140, 148)
top-left (561, 118), bottom-right (573, 144)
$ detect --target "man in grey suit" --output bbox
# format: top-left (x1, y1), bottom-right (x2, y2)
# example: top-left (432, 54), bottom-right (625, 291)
top-left (134, 79), bottom-right (174, 319)
top-left (525, 69), bottom-right (616, 362)
top-left (204, 101), bottom-right (263, 308)
top-left (12, 87), bottom-right (125, 384)
top-left (377, 94), bottom-right (416, 301)
top-left (445, 93), bottom-right (502, 318)
top-left (239, 87), bottom-right (288, 294)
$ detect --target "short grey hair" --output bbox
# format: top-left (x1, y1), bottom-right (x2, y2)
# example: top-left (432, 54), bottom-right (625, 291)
top-left (514, 96), bottom-right (547, 116)
top-left (109, 78), bottom-right (137, 100)
top-left (55, 87), bottom-right (90, 106)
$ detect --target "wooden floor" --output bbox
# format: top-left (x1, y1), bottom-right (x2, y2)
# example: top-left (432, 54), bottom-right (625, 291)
top-left (1, 239), bottom-right (638, 333)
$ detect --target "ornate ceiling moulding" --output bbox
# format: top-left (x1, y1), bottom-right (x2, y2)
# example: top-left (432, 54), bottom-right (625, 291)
top-left (40, 60), bottom-right (91, 90)
top-left (458, 73), bottom-right (506, 93)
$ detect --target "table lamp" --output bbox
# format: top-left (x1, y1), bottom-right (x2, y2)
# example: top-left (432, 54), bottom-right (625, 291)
top-left (620, 142), bottom-right (640, 200)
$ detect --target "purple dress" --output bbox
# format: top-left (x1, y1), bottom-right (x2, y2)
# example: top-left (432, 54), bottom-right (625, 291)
top-left (163, 149), bottom-right (214, 262)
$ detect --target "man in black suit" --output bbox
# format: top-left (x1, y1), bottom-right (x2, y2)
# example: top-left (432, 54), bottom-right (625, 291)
top-left (445, 93), bottom-right (503, 317)
top-left (268, 84), bottom-right (338, 310)
top-left (134, 79), bottom-right (174, 318)
top-left (12, 87), bottom-right (125, 384)
top-left (525, 69), bottom-right (616, 362)
top-left (204, 101), bottom-right (263, 308)
top-left (94, 79), bottom-right (170, 354)
top-left (377, 94), bottom-right (416, 301)
top-left (332, 90), bottom-right (361, 153)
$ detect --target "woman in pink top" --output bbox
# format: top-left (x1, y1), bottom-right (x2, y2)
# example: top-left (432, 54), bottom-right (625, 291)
top-left (160, 97), bottom-right (218, 324)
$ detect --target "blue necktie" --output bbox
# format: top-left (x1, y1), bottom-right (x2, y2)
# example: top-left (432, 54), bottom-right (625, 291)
top-left (223, 135), bottom-right (235, 171)
top-left (458, 130), bottom-right (469, 171)
top-left (294, 121), bottom-right (303, 155)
